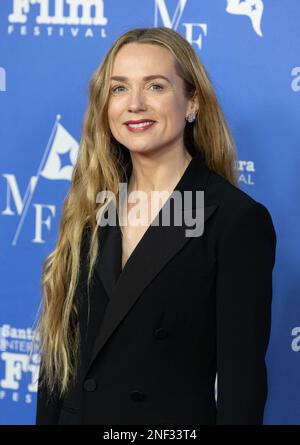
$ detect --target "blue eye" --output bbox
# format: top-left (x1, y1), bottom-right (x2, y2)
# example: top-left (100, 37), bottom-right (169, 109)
top-left (111, 83), bottom-right (163, 93)
top-left (150, 83), bottom-right (163, 91)
top-left (111, 85), bottom-right (125, 93)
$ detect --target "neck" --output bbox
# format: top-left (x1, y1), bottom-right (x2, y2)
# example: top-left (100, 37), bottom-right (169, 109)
top-left (127, 147), bottom-right (192, 197)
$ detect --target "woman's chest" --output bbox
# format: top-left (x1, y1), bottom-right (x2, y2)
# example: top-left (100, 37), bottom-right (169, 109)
top-left (121, 222), bottom-right (150, 271)
top-left (120, 194), bottom-right (172, 270)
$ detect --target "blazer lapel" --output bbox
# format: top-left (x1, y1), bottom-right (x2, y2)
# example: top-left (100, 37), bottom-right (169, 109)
top-left (96, 215), bottom-right (122, 299)
top-left (85, 153), bottom-right (218, 376)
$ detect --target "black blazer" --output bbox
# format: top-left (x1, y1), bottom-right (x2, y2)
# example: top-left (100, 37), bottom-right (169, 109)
top-left (35, 152), bottom-right (276, 425)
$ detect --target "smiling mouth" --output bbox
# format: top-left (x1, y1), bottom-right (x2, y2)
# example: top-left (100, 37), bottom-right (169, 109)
top-left (125, 121), bottom-right (156, 132)
top-left (126, 121), bottom-right (155, 128)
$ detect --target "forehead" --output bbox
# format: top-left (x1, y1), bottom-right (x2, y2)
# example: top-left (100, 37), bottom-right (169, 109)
top-left (111, 43), bottom-right (176, 77)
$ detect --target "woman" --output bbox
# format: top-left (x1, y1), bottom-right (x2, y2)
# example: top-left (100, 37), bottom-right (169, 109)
top-left (32, 27), bottom-right (276, 425)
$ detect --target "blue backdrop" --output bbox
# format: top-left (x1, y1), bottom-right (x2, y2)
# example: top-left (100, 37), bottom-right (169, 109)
top-left (0, 0), bottom-right (299, 425)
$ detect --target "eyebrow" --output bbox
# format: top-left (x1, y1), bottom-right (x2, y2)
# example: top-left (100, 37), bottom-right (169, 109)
top-left (110, 74), bottom-right (171, 84)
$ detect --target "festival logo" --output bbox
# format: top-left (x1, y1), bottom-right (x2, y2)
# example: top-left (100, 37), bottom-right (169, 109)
top-left (0, 323), bottom-right (40, 405)
top-left (226, 0), bottom-right (264, 37)
top-left (235, 159), bottom-right (255, 186)
top-left (154, 0), bottom-right (208, 50)
top-left (7, 0), bottom-right (108, 39)
top-left (1, 115), bottom-right (79, 245)
top-left (0, 67), bottom-right (6, 92)
top-left (291, 327), bottom-right (300, 352)
top-left (291, 67), bottom-right (300, 92)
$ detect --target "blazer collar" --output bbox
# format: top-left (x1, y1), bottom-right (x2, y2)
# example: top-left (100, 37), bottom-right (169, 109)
top-left (85, 151), bottom-right (218, 376)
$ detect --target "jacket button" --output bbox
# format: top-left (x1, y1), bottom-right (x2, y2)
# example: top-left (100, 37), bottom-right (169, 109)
top-left (154, 328), bottom-right (168, 340)
top-left (130, 390), bottom-right (145, 402)
top-left (83, 378), bottom-right (97, 392)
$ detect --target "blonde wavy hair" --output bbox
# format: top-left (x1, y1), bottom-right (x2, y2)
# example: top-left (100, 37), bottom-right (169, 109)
top-left (30, 27), bottom-right (238, 399)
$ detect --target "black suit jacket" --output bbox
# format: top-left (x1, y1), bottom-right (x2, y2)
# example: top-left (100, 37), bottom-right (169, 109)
top-left (35, 152), bottom-right (276, 425)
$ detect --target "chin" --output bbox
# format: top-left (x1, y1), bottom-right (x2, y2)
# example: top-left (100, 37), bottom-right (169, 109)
top-left (125, 144), bottom-right (149, 152)
top-left (128, 146), bottom-right (161, 155)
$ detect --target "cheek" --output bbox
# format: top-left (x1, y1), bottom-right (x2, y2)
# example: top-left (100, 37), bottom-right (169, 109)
top-left (107, 110), bottom-right (119, 136)
top-left (107, 100), bottom-right (121, 123)
top-left (157, 97), bottom-right (183, 118)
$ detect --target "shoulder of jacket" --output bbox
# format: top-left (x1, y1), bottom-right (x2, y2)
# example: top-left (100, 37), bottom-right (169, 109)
top-left (206, 169), bottom-right (258, 211)
top-left (204, 169), bottom-right (275, 235)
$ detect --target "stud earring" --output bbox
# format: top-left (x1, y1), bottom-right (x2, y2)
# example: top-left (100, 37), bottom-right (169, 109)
top-left (186, 112), bottom-right (196, 123)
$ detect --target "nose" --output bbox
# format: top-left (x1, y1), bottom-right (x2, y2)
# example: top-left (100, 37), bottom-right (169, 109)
top-left (128, 88), bottom-right (147, 113)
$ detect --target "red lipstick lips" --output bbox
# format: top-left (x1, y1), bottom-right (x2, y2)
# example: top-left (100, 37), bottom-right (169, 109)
top-left (124, 119), bottom-right (157, 133)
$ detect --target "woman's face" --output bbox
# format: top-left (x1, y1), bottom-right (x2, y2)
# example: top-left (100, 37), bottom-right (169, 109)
top-left (107, 43), bottom-right (197, 156)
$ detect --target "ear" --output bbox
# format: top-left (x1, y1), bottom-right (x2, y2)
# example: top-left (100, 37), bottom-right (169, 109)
top-left (187, 94), bottom-right (199, 115)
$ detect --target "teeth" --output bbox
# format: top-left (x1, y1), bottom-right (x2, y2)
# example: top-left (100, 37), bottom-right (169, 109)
top-left (128, 121), bottom-right (154, 128)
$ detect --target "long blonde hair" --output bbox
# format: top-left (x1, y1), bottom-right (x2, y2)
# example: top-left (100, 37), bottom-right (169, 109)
top-left (30, 27), bottom-right (238, 399)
